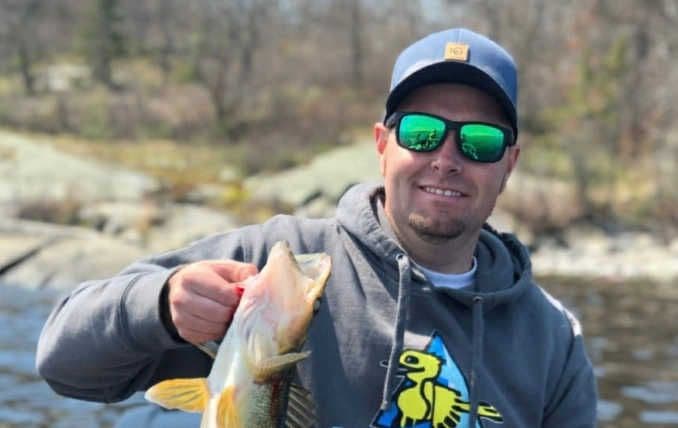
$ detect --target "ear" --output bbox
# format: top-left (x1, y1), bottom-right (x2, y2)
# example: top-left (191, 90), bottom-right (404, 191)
top-left (500, 144), bottom-right (521, 192)
top-left (374, 122), bottom-right (389, 155)
top-left (374, 122), bottom-right (390, 176)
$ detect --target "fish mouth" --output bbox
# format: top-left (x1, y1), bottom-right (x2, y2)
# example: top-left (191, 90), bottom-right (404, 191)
top-left (295, 253), bottom-right (332, 284)
top-left (237, 242), bottom-right (332, 373)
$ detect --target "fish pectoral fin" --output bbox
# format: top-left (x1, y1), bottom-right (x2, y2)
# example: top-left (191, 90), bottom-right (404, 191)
top-left (252, 351), bottom-right (310, 382)
top-left (144, 378), bottom-right (210, 413)
top-left (195, 341), bottom-right (219, 359)
top-left (285, 383), bottom-right (317, 428)
top-left (216, 387), bottom-right (241, 428)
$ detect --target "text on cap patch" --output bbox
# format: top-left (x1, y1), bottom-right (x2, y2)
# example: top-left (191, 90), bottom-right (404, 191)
top-left (444, 42), bottom-right (469, 61)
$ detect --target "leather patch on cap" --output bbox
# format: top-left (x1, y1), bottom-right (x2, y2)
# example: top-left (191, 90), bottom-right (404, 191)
top-left (444, 42), bottom-right (469, 61)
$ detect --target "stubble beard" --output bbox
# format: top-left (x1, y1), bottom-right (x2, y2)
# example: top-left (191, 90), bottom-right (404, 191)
top-left (408, 212), bottom-right (466, 244)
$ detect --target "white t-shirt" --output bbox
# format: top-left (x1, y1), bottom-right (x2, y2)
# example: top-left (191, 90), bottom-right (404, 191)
top-left (416, 257), bottom-right (477, 291)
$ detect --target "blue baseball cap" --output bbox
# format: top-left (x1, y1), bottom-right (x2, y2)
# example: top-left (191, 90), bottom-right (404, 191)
top-left (385, 28), bottom-right (518, 137)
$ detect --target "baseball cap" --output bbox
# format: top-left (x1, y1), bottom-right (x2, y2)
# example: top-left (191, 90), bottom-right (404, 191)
top-left (385, 28), bottom-right (518, 137)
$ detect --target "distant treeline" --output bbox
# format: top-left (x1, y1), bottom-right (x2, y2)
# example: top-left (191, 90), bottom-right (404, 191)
top-left (1, 0), bottom-right (678, 231)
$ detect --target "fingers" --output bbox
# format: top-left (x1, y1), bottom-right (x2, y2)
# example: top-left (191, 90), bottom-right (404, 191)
top-left (182, 268), bottom-right (240, 307)
top-left (170, 307), bottom-right (233, 344)
top-left (166, 259), bottom-right (257, 344)
top-left (170, 284), bottom-right (235, 326)
top-left (203, 260), bottom-right (258, 283)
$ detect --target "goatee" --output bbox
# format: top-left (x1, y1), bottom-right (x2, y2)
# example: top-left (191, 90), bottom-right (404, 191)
top-left (408, 213), bottom-right (465, 244)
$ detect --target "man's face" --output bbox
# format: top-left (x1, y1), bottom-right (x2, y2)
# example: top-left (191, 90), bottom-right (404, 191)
top-left (375, 83), bottom-right (520, 247)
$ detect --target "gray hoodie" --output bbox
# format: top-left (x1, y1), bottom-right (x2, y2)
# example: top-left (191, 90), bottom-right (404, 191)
top-left (37, 183), bottom-right (597, 427)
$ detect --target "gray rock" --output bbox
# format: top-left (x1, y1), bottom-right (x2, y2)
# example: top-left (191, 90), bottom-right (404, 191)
top-left (2, 234), bottom-right (145, 291)
top-left (0, 131), bottom-right (159, 205)
top-left (0, 219), bottom-right (145, 291)
top-left (36, 63), bottom-right (90, 93)
top-left (79, 200), bottom-right (164, 237)
top-left (245, 141), bottom-right (381, 216)
top-left (0, 202), bottom-right (239, 291)
top-left (144, 203), bottom-right (238, 253)
top-left (530, 225), bottom-right (678, 281)
top-left (78, 200), bottom-right (238, 252)
top-left (498, 170), bottom-right (583, 230)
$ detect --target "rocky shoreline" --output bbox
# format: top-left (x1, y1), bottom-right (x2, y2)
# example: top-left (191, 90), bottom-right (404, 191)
top-left (3, 208), bottom-right (677, 296)
top-left (1, 130), bottom-right (677, 293)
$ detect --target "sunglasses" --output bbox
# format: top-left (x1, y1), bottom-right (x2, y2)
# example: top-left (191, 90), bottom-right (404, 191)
top-left (385, 112), bottom-right (515, 163)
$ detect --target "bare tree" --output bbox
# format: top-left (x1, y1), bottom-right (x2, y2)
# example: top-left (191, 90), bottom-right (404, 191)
top-left (0, 0), bottom-right (45, 94)
top-left (350, 0), bottom-right (363, 90)
top-left (155, 0), bottom-right (178, 85)
top-left (84, 0), bottom-right (126, 89)
top-left (191, 0), bottom-right (274, 133)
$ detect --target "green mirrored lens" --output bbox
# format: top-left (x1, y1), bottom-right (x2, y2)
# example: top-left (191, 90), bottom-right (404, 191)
top-left (459, 124), bottom-right (506, 161)
top-left (398, 114), bottom-right (446, 151)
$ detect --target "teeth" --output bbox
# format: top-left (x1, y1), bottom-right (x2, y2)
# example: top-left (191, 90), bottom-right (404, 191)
top-left (424, 186), bottom-right (461, 197)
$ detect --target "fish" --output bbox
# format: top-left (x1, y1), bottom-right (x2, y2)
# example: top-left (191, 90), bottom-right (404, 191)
top-left (145, 241), bottom-right (332, 428)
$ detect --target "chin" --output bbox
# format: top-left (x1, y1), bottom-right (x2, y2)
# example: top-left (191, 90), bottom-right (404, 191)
top-left (409, 214), bottom-right (465, 242)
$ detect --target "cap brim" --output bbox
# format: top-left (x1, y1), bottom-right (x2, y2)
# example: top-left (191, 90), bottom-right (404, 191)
top-left (385, 62), bottom-right (517, 137)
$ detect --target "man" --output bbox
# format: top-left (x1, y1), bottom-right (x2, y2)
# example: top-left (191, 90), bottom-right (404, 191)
top-left (37, 28), bottom-right (597, 427)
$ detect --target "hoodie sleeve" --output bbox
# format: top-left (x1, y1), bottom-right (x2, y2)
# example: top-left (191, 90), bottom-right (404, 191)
top-left (35, 229), bottom-right (259, 402)
top-left (542, 325), bottom-right (598, 427)
top-left (35, 215), bottom-right (330, 403)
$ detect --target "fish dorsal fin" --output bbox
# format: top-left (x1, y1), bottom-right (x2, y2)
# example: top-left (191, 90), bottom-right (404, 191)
top-left (144, 378), bottom-right (210, 413)
top-left (251, 351), bottom-right (310, 382)
top-left (216, 386), bottom-right (241, 428)
top-left (285, 383), bottom-right (317, 428)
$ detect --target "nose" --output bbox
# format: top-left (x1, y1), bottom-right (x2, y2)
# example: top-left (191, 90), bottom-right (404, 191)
top-left (431, 134), bottom-right (463, 175)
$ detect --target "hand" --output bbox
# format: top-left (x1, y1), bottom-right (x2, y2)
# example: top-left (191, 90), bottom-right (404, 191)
top-left (165, 260), bottom-right (257, 344)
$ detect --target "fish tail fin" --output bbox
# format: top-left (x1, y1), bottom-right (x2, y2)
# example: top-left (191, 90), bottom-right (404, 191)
top-left (216, 386), bottom-right (241, 428)
top-left (144, 378), bottom-right (210, 413)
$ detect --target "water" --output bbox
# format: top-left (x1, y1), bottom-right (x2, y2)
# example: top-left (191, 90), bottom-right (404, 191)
top-left (1, 277), bottom-right (676, 427)
top-left (0, 286), bottom-right (140, 428)
top-left (542, 276), bottom-right (678, 427)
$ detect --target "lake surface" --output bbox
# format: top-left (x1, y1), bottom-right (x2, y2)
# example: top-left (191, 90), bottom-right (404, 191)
top-left (1, 277), bottom-right (676, 427)
top-left (543, 276), bottom-right (678, 427)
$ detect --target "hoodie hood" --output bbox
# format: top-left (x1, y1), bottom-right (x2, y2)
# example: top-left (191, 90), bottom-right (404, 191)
top-left (336, 182), bottom-right (533, 309)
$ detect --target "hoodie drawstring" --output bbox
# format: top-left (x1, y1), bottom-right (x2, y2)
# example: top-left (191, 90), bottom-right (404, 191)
top-left (468, 295), bottom-right (484, 427)
top-left (378, 253), bottom-right (487, 428)
top-left (380, 253), bottom-right (411, 410)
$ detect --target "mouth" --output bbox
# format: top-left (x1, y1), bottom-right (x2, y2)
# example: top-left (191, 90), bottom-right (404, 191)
top-left (420, 185), bottom-right (466, 198)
